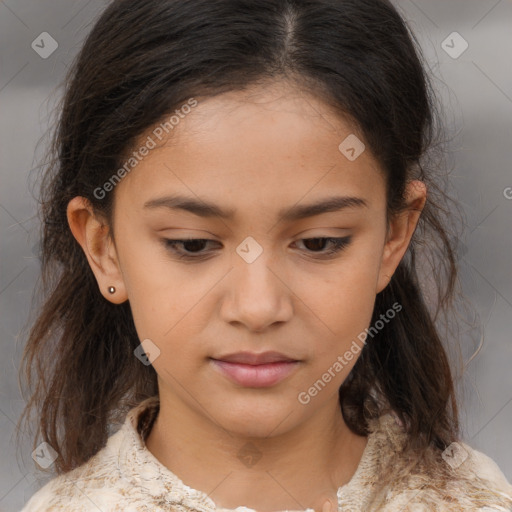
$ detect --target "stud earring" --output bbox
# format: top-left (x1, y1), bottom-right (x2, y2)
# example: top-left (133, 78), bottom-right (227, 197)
top-left (108, 286), bottom-right (116, 294)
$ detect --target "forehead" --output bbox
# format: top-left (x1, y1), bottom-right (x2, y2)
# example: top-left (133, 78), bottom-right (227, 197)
top-left (113, 82), bottom-right (386, 216)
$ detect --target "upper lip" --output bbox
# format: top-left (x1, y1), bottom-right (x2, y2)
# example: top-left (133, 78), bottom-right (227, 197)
top-left (212, 351), bottom-right (298, 365)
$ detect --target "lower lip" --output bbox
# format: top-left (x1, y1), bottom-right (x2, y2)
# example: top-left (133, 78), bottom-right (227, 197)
top-left (210, 359), bottom-right (300, 387)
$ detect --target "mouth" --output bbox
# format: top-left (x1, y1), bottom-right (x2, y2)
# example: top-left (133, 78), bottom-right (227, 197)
top-left (210, 351), bottom-right (301, 388)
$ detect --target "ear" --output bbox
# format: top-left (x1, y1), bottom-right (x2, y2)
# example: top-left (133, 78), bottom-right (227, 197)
top-left (376, 180), bottom-right (427, 294)
top-left (66, 196), bottom-right (128, 304)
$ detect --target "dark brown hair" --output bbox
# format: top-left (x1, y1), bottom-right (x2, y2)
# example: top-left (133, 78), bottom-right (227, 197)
top-left (19, 0), bottom-right (471, 491)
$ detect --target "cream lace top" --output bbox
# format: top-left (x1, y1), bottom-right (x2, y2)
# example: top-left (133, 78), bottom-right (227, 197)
top-left (21, 396), bottom-right (512, 511)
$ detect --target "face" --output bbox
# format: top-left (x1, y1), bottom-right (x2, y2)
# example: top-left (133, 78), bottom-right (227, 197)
top-left (70, 81), bottom-right (425, 438)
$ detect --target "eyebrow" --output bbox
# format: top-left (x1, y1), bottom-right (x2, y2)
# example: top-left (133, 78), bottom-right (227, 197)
top-left (143, 194), bottom-right (368, 221)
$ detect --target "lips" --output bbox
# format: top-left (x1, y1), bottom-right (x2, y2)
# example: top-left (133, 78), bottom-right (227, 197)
top-left (210, 351), bottom-right (300, 388)
top-left (212, 351), bottom-right (298, 365)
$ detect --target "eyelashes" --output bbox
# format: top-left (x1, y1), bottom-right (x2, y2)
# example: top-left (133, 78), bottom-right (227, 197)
top-left (162, 236), bottom-right (352, 261)
top-left (294, 237), bottom-right (352, 256)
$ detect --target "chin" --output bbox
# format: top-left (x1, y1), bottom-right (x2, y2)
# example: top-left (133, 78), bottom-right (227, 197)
top-left (214, 399), bottom-right (303, 439)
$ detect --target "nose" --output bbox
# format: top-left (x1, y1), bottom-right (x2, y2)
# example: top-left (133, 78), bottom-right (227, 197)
top-left (220, 250), bottom-right (293, 332)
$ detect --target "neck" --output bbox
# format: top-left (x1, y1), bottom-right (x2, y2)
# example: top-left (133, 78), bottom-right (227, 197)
top-left (145, 394), bottom-right (368, 512)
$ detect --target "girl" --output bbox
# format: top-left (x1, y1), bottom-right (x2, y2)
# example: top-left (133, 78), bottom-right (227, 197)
top-left (18, 0), bottom-right (512, 511)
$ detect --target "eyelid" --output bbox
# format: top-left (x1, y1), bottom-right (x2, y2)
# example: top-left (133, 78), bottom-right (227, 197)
top-left (161, 235), bottom-right (352, 260)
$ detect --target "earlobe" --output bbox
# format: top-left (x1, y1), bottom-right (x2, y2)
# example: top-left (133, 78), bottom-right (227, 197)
top-left (376, 180), bottom-right (427, 294)
top-left (66, 196), bottom-right (128, 304)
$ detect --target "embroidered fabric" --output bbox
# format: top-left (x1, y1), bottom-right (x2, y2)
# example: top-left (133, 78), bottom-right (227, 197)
top-left (20, 396), bottom-right (512, 512)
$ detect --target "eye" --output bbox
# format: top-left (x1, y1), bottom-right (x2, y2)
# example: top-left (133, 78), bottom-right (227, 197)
top-left (162, 236), bottom-right (352, 260)
top-left (293, 237), bottom-right (352, 258)
top-left (162, 238), bottom-right (219, 260)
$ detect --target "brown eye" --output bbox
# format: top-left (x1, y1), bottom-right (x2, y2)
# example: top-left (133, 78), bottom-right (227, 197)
top-left (294, 237), bottom-right (352, 257)
top-left (161, 236), bottom-right (352, 261)
top-left (162, 238), bottom-right (220, 259)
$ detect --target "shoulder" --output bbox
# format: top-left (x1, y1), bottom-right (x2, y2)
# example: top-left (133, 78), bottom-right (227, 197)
top-left (341, 413), bottom-right (512, 511)
top-left (392, 447), bottom-right (511, 511)
top-left (20, 397), bottom-right (167, 512)
top-left (462, 442), bottom-right (512, 491)
top-left (380, 426), bottom-right (512, 510)
top-left (20, 429), bottom-right (127, 512)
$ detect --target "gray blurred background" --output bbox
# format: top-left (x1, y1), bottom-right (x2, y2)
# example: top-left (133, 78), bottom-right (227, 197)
top-left (1, 0), bottom-right (511, 510)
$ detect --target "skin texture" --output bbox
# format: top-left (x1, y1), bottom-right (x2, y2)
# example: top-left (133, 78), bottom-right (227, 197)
top-left (67, 81), bottom-right (427, 512)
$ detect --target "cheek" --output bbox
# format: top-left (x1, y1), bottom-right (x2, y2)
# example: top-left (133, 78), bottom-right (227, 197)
top-left (118, 241), bottom-right (215, 356)
top-left (306, 251), bottom-right (380, 316)
top-left (300, 254), bottom-right (380, 358)
top-left (114, 231), bottom-right (176, 334)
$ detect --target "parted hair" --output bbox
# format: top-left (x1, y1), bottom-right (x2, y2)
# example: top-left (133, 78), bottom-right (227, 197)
top-left (19, 0), bottom-right (467, 487)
